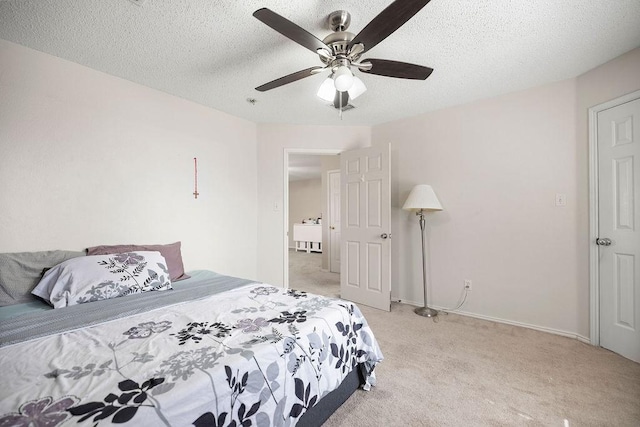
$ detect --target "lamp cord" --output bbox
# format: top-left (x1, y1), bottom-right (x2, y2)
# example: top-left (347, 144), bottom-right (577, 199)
top-left (438, 284), bottom-right (469, 314)
top-left (414, 208), bottom-right (468, 317)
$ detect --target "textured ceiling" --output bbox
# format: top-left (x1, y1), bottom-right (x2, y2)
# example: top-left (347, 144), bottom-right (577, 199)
top-left (1, 0), bottom-right (639, 126)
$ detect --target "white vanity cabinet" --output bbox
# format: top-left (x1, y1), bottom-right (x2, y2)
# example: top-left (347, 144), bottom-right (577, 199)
top-left (293, 223), bottom-right (322, 253)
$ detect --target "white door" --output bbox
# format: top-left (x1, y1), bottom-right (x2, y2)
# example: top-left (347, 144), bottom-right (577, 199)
top-left (340, 144), bottom-right (391, 311)
top-left (597, 97), bottom-right (640, 363)
top-left (328, 170), bottom-right (341, 273)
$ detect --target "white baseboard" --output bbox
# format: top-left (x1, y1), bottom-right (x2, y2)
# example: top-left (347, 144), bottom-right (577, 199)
top-left (391, 296), bottom-right (421, 306)
top-left (393, 300), bottom-right (591, 344)
top-left (575, 335), bottom-right (591, 344)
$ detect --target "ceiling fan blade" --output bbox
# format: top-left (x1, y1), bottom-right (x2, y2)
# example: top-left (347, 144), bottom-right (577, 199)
top-left (360, 59), bottom-right (433, 80)
top-left (255, 66), bottom-right (324, 92)
top-left (348, 0), bottom-right (431, 53)
top-left (253, 8), bottom-right (331, 54)
top-left (333, 91), bottom-right (349, 109)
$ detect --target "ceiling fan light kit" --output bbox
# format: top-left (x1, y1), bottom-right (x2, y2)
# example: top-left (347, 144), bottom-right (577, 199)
top-left (253, 0), bottom-right (434, 116)
top-left (317, 75), bottom-right (367, 103)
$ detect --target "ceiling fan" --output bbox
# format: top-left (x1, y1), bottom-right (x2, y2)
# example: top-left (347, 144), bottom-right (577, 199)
top-left (253, 0), bottom-right (434, 113)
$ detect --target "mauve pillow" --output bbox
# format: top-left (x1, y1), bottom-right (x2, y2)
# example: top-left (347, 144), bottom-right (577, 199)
top-left (86, 242), bottom-right (189, 282)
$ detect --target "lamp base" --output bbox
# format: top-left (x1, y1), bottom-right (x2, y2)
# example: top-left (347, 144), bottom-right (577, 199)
top-left (414, 306), bottom-right (438, 318)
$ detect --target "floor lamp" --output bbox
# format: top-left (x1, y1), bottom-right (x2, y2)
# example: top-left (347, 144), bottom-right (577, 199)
top-left (402, 185), bottom-right (443, 318)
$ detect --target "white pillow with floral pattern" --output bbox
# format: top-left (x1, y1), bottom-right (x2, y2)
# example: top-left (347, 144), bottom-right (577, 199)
top-left (32, 251), bottom-right (172, 308)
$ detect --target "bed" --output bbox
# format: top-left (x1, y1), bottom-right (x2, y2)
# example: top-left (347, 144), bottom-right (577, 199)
top-left (0, 248), bottom-right (383, 426)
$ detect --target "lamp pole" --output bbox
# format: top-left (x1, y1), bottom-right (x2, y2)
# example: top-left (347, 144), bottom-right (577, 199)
top-left (414, 209), bottom-right (437, 317)
top-left (402, 184), bottom-right (442, 318)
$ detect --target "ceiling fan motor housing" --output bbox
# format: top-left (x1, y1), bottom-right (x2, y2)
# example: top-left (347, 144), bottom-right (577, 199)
top-left (321, 32), bottom-right (356, 61)
top-left (328, 10), bottom-right (351, 32)
top-left (320, 10), bottom-right (363, 68)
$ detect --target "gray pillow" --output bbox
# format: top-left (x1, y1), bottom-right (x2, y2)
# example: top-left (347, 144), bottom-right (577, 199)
top-left (0, 250), bottom-right (85, 306)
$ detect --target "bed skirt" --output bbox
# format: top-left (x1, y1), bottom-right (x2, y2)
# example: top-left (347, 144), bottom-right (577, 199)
top-left (298, 366), bottom-right (364, 426)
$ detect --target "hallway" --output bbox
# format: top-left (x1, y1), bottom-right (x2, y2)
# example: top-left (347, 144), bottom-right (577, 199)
top-left (288, 249), bottom-right (340, 298)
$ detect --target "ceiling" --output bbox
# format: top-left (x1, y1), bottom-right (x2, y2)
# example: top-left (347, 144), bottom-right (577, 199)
top-left (1, 0), bottom-right (639, 126)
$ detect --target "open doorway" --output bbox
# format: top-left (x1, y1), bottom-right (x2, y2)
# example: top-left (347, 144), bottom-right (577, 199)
top-left (285, 150), bottom-right (341, 298)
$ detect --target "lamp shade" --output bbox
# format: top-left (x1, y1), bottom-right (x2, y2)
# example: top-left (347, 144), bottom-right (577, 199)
top-left (402, 184), bottom-right (443, 212)
top-left (317, 77), bottom-right (335, 102)
top-left (348, 76), bottom-right (366, 100)
top-left (333, 65), bottom-right (354, 92)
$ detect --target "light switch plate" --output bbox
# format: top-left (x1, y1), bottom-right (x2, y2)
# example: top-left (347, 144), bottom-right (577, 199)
top-left (555, 193), bottom-right (567, 206)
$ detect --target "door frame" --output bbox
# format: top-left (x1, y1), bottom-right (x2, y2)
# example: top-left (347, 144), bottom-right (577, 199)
top-left (588, 89), bottom-right (640, 345)
top-left (283, 148), bottom-right (342, 289)
top-left (327, 169), bottom-right (340, 273)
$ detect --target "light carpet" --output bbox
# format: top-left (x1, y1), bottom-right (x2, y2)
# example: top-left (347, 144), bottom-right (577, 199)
top-left (288, 249), bottom-right (640, 426)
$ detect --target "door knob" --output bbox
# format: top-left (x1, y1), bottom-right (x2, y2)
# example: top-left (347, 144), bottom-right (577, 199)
top-left (330, 226), bottom-right (335, 230)
top-left (381, 233), bottom-right (388, 239)
top-left (596, 238), bottom-right (612, 246)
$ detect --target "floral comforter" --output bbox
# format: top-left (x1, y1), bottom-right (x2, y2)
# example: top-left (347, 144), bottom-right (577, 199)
top-left (0, 278), bottom-right (383, 426)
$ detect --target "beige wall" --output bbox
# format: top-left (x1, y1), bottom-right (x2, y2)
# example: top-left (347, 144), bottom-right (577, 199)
top-left (288, 179), bottom-right (322, 248)
top-left (0, 40), bottom-right (259, 279)
top-left (256, 124), bottom-right (371, 285)
top-left (375, 79), bottom-right (582, 336)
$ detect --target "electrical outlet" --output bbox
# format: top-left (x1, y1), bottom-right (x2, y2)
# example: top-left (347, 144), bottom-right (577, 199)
top-left (464, 280), bottom-right (472, 291)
